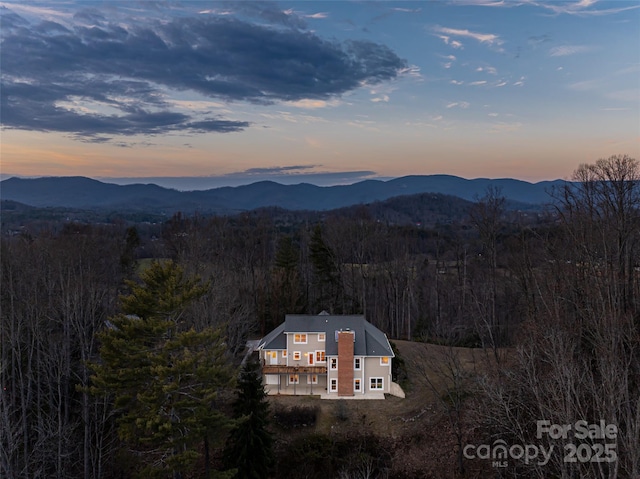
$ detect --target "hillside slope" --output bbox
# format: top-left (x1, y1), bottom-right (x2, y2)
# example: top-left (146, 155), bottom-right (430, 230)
top-left (0, 175), bottom-right (564, 212)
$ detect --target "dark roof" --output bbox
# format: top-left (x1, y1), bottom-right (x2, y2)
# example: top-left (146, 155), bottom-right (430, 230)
top-left (258, 322), bottom-right (286, 350)
top-left (258, 314), bottom-right (394, 357)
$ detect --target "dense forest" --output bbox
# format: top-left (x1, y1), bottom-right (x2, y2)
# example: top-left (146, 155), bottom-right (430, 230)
top-left (1, 155), bottom-right (639, 478)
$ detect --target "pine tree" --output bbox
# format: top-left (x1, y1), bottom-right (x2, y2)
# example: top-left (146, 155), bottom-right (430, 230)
top-left (91, 260), bottom-right (235, 478)
top-left (270, 235), bottom-right (305, 327)
top-left (223, 359), bottom-right (274, 479)
top-left (309, 225), bottom-right (343, 312)
top-left (274, 235), bottom-right (299, 273)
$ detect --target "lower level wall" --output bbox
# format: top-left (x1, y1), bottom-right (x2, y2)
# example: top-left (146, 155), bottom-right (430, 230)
top-left (264, 374), bottom-right (327, 395)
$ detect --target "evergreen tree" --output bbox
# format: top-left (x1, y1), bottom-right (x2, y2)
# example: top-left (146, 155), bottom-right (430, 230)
top-left (269, 235), bottom-right (305, 326)
top-left (274, 235), bottom-right (299, 273)
top-left (309, 225), bottom-right (337, 286)
top-left (120, 226), bottom-right (141, 274)
top-left (309, 225), bottom-right (343, 313)
top-left (223, 359), bottom-right (274, 479)
top-left (91, 260), bottom-right (235, 478)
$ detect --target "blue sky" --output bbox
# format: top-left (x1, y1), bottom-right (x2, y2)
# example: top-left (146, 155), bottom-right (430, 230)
top-left (1, 0), bottom-right (638, 188)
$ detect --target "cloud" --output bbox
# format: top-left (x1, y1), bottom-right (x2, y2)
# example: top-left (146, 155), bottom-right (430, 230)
top-left (227, 1), bottom-right (309, 29)
top-left (371, 95), bottom-right (390, 103)
top-left (451, 0), bottom-right (640, 16)
top-left (476, 66), bottom-right (497, 75)
top-left (449, 0), bottom-right (512, 6)
top-left (398, 65), bottom-right (423, 80)
top-left (0, 6), bottom-right (407, 139)
top-left (304, 12), bottom-right (329, 19)
top-left (228, 165), bottom-right (319, 176)
top-left (529, 0), bottom-right (640, 16)
top-left (285, 99), bottom-right (340, 109)
top-left (433, 26), bottom-right (503, 48)
top-left (392, 8), bottom-right (422, 13)
top-left (446, 101), bottom-right (471, 109)
top-left (435, 34), bottom-right (465, 49)
top-left (469, 80), bottom-right (487, 86)
top-left (549, 45), bottom-right (594, 56)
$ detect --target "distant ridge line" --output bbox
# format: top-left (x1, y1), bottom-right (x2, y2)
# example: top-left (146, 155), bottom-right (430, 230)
top-left (0, 175), bottom-right (567, 213)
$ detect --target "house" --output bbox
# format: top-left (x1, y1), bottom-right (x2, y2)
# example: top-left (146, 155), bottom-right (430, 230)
top-left (257, 313), bottom-right (395, 398)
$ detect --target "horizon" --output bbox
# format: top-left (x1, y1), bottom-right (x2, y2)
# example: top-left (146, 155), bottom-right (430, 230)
top-left (0, 171), bottom-right (568, 192)
top-left (1, 1), bottom-right (638, 181)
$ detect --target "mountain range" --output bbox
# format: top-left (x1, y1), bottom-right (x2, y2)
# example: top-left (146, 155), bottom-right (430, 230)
top-left (0, 175), bottom-right (565, 214)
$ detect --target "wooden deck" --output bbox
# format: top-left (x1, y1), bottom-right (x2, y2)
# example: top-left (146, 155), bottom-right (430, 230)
top-left (262, 365), bottom-right (328, 374)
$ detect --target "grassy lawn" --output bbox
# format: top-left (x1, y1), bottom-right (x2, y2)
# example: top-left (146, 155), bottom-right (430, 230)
top-left (267, 340), bottom-right (491, 437)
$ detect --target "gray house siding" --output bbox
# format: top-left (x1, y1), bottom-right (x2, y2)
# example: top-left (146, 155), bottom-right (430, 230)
top-left (258, 314), bottom-right (395, 399)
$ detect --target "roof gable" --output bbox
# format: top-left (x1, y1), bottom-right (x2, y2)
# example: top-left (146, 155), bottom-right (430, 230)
top-left (257, 322), bottom-right (286, 350)
top-left (260, 314), bottom-right (393, 357)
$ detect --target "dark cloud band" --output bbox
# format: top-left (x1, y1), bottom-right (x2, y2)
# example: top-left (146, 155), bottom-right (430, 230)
top-left (0, 7), bottom-right (406, 138)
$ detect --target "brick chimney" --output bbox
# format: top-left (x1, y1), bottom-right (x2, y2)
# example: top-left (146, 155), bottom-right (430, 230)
top-left (337, 330), bottom-right (354, 396)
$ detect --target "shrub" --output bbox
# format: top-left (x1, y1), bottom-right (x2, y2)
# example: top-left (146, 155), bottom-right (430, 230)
top-left (273, 404), bottom-right (319, 429)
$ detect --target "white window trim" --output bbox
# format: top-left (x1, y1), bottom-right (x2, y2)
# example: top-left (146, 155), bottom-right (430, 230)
top-left (293, 351), bottom-right (301, 361)
top-left (380, 356), bottom-right (390, 366)
top-left (318, 333), bottom-right (326, 342)
top-left (307, 374), bottom-right (318, 384)
top-left (354, 357), bottom-right (361, 370)
top-left (330, 357), bottom-right (338, 370)
top-left (369, 377), bottom-right (384, 391)
top-left (330, 378), bottom-right (338, 392)
top-left (315, 350), bottom-right (326, 363)
top-left (288, 374), bottom-right (299, 385)
top-left (354, 378), bottom-right (361, 392)
top-left (267, 351), bottom-right (277, 364)
top-left (282, 350), bottom-right (287, 357)
top-left (293, 333), bottom-right (308, 344)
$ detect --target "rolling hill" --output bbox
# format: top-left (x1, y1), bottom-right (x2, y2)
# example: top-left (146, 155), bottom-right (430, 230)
top-left (0, 175), bottom-right (565, 214)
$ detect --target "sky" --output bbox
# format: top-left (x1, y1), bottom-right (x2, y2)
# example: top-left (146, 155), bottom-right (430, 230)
top-left (1, 0), bottom-right (639, 189)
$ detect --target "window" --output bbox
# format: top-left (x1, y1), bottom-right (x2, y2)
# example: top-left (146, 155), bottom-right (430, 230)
top-left (330, 379), bottom-right (337, 392)
top-left (267, 351), bottom-right (277, 365)
top-left (370, 378), bottom-right (383, 390)
top-left (294, 333), bottom-right (307, 344)
top-left (330, 358), bottom-right (338, 370)
top-left (282, 350), bottom-right (287, 357)
top-left (318, 333), bottom-right (326, 342)
top-left (354, 378), bottom-right (361, 392)
top-left (293, 351), bottom-right (301, 361)
top-left (354, 358), bottom-right (361, 370)
top-left (288, 374), bottom-right (299, 384)
top-left (315, 351), bottom-right (326, 363)
top-left (308, 353), bottom-right (314, 365)
top-left (380, 356), bottom-right (389, 366)
top-left (307, 374), bottom-right (318, 384)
